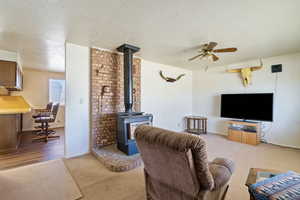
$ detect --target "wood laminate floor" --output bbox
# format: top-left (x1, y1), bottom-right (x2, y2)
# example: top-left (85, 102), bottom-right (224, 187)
top-left (0, 128), bottom-right (64, 170)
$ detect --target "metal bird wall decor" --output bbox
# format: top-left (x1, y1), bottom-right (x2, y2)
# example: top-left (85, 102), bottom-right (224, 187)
top-left (226, 59), bottom-right (263, 87)
top-left (159, 70), bottom-right (185, 82)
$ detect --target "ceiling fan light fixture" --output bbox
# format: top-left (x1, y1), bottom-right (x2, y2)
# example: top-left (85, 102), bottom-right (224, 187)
top-left (188, 41), bottom-right (237, 62)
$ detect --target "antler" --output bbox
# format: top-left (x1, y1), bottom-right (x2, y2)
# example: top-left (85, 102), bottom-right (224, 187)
top-left (227, 69), bottom-right (242, 73)
top-left (251, 58), bottom-right (263, 71)
top-left (159, 70), bottom-right (168, 81)
top-left (176, 74), bottom-right (186, 81)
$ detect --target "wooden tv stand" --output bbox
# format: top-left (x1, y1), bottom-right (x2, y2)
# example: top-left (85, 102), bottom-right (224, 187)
top-left (227, 120), bottom-right (261, 145)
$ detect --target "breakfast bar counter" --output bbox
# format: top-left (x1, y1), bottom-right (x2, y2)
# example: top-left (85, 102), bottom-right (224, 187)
top-left (0, 96), bottom-right (31, 114)
top-left (0, 96), bottom-right (31, 153)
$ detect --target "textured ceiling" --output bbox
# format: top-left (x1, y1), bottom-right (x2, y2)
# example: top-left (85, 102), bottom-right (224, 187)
top-left (0, 0), bottom-right (300, 72)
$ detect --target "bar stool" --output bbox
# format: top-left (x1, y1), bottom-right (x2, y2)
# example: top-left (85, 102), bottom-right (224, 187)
top-left (33, 103), bottom-right (60, 142)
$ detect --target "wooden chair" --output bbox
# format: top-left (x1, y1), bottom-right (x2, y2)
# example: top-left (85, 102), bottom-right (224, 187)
top-left (33, 103), bottom-right (60, 142)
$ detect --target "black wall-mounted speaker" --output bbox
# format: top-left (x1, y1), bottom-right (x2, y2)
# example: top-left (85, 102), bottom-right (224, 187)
top-left (271, 64), bottom-right (282, 73)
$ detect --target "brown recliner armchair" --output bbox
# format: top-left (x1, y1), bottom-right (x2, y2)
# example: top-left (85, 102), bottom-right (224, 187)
top-left (135, 125), bottom-right (235, 200)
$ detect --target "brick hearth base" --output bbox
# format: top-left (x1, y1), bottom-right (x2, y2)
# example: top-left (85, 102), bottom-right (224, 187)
top-left (92, 145), bottom-right (143, 172)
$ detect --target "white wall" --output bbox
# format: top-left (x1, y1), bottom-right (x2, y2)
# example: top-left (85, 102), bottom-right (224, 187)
top-left (141, 60), bottom-right (193, 132)
top-left (65, 43), bottom-right (90, 158)
top-left (12, 69), bottom-right (65, 131)
top-left (192, 53), bottom-right (300, 148)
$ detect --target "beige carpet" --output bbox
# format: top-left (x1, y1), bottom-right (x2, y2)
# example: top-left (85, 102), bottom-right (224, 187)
top-left (0, 159), bottom-right (82, 200)
top-left (202, 134), bottom-right (300, 199)
top-left (64, 134), bottom-right (300, 200)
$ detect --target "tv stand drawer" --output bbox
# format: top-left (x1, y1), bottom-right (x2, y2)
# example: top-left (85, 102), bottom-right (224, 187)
top-left (228, 129), bottom-right (243, 142)
top-left (242, 131), bottom-right (259, 145)
top-left (227, 121), bottom-right (261, 145)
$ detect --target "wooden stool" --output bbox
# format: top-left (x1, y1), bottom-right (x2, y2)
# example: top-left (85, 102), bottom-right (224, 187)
top-left (185, 116), bottom-right (207, 134)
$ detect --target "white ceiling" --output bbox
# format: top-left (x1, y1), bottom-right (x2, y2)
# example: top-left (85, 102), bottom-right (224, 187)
top-left (0, 0), bottom-right (300, 72)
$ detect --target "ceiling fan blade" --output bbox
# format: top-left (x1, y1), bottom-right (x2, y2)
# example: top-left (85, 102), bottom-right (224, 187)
top-left (207, 42), bottom-right (218, 50)
top-left (213, 48), bottom-right (237, 53)
top-left (188, 54), bottom-right (204, 61)
top-left (211, 54), bottom-right (219, 61)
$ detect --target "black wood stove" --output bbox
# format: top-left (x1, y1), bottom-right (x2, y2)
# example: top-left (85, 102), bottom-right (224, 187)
top-left (116, 44), bottom-right (153, 155)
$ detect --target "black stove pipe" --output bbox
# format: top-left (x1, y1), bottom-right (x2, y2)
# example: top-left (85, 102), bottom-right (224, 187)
top-left (116, 44), bottom-right (140, 113)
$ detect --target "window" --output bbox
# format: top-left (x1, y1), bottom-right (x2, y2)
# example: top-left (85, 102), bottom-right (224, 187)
top-left (49, 79), bottom-right (65, 105)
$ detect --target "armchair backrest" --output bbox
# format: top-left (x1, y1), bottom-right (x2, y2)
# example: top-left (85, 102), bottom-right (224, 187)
top-left (135, 125), bottom-right (214, 197)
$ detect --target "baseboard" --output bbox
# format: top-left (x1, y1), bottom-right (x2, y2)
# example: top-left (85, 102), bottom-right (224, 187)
top-left (264, 141), bottom-right (300, 150)
top-left (211, 132), bottom-right (300, 149)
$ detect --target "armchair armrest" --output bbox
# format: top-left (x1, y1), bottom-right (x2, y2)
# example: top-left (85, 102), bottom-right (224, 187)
top-left (209, 158), bottom-right (235, 190)
top-left (211, 158), bottom-right (235, 174)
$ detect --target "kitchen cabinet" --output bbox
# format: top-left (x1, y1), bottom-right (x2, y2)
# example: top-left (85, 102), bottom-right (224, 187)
top-left (0, 114), bottom-right (22, 153)
top-left (0, 60), bottom-right (23, 91)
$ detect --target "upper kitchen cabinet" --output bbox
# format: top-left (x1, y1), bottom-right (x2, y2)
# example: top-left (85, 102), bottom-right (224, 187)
top-left (0, 60), bottom-right (23, 91)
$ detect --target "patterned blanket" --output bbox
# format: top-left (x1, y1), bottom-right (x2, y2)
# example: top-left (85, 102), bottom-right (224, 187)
top-left (250, 171), bottom-right (300, 200)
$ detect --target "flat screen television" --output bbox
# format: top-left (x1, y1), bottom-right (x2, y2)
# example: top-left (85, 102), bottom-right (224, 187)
top-left (220, 93), bottom-right (274, 122)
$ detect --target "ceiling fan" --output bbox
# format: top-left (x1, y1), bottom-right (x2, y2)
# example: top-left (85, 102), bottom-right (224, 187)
top-left (188, 42), bottom-right (237, 62)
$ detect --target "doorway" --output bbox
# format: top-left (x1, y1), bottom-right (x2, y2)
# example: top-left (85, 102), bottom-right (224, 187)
top-left (0, 49), bottom-right (66, 170)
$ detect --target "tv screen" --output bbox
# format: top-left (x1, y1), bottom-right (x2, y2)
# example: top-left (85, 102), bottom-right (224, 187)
top-left (220, 93), bottom-right (274, 121)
